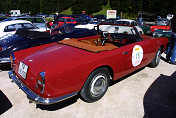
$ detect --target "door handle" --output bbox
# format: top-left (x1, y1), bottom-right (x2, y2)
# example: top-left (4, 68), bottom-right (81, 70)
top-left (123, 52), bottom-right (128, 55)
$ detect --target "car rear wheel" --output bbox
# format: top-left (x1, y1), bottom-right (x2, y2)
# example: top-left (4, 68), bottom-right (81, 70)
top-left (80, 68), bottom-right (110, 103)
top-left (149, 47), bottom-right (161, 68)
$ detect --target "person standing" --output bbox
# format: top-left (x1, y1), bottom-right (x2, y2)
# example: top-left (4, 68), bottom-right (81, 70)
top-left (54, 12), bottom-right (60, 24)
top-left (166, 15), bottom-right (176, 65)
top-left (138, 15), bottom-right (143, 25)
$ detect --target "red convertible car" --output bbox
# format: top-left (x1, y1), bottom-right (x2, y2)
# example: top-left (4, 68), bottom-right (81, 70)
top-left (9, 24), bottom-right (168, 104)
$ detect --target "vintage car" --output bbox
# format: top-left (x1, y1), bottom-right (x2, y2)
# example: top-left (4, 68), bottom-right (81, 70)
top-left (9, 24), bottom-right (168, 104)
top-left (58, 17), bottom-right (77, 25)
top-left (115, 19), bottom-right (144, 34)
top-left (2, 16), bottom-right (48, 30)
top-left (75, 19), bottom-right (100, 29)
top-left (0, 20), bottom-right (47, 39)
top-left (0, 24), bottom-right (97, 64)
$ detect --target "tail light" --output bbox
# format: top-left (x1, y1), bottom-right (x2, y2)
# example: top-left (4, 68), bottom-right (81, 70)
top-left (0, 47), bottom-right (2, 51)
top-left (10, 54), bottom-right (15, 69)
top-left (37, 72), bottom-right (45, 93)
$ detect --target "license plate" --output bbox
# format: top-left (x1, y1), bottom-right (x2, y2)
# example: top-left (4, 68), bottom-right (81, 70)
top-left (18, 62), bottom-right (28, 79)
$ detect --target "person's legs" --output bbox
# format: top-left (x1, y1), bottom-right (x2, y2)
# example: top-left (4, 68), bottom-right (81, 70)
top-left (166, 36), bottom-right (174, 61)
top-left (170, 40), bottom-right (176, 63)
top-left (166, 44), bottom-right (171, 61)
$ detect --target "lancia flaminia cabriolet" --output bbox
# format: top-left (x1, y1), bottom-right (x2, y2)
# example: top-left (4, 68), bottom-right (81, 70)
top-left (9, 24), bottom-right (168, 104)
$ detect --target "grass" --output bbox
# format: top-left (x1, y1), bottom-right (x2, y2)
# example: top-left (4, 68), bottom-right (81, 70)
top-left (60, 8), bottom-right (73, 15)
top-left (92, 0), bottom-right (112, 16)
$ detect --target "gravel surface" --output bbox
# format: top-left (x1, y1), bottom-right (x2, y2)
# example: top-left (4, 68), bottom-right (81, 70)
top-left (0, 53), bottom-right (175, 118)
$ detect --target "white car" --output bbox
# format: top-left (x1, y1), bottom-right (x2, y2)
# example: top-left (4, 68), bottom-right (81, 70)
top-left (115, 19), bottom-right (144, 34)
top-left (99, 25), bottom-right (136, 34)
top-left (75, 20), bottom-right (99, 30)
top-left (0, 20), bottom-right (47, 39)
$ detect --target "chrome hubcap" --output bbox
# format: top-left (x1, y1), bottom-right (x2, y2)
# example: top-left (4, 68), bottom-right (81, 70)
top-left (90, 74), bottom-right (107, 97)
top-left (156, 50), bottom-right (161, 64)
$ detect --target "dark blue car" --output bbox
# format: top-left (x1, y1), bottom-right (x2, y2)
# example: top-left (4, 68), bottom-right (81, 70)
top-left (0, 24), bottom-right (97, 64)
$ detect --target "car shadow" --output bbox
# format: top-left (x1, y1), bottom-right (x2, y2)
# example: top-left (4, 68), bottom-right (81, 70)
top-left (36, 95), bottom-right (80, 111)
top-left (110, 67), bottom-right (146, 86)
top-left (0, 90), bottom-right (13, 115)
top-left (0, 64), bottom-right (11, 71)
top-left (143, 71), bottom-right (176, 118)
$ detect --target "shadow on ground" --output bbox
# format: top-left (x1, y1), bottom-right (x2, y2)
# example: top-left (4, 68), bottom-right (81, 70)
top-left (0, 90), bottom-right (13, 115)
top-left (143, 71), bottom-right (176, 118)
top-left (0, 64), bottom-right (11, 71)
top-left (36, 95), bottom-right (80, 111)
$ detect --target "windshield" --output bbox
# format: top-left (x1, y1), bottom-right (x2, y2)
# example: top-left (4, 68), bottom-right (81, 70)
top-left (21, 23), bottom-right (37, 29)
top-left (115, 21), bottom-right (130, 25)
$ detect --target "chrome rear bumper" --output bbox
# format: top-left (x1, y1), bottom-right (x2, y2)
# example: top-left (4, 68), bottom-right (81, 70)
top-left (8, 70), bottom-right (78, 104)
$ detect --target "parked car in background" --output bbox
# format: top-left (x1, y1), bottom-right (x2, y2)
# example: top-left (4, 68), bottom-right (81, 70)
top-left (74, 14), bottom-right (91, 24)
top-left (0, 20), bottom-right (47, 40)
top-left (36, 13), bottom-right (48, 18)
top-left (103, 18), bottom-right (118, 23)
top-left (155, 18), bottom-right (169, 26)
top-left (93, 15), bottom-right (106, 21)
top-left (0, 13), bottom-right (7, 17)
top-left (115, 19), bottom-right (144, 34)
top-left (58, 17), bottom-right (77, 25)
top-left (2, 16), bottom-right (48, 31)
top-left (0, 17), bottom-right (6, 22)
top-left (75, 19), bottom-right (100, 29)
top-left (0, 24), bottom-right (97, 64)
top-left (9, 24), bottom-right (168, 105)
top-left (153, 29), bottom-right (171, 38)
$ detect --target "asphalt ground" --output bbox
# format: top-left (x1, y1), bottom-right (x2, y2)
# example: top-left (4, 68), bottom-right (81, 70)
top-left (0, 53), bottom-right (175, 118)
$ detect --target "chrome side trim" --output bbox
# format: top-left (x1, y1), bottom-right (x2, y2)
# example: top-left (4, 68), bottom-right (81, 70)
top-left (0, 57), bottom-right (10, 63)
top-left (8, 71), bottom-right (78, 104)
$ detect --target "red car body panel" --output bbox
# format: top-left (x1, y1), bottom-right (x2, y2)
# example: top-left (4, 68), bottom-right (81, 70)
top-left (150, 25), bottom-right (170, 32)
top-left (9, 25), bottom-right (168, 104)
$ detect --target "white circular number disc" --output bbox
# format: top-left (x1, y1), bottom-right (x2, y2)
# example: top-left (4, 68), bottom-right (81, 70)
top-left (132, 45), bottom-right (143, 67)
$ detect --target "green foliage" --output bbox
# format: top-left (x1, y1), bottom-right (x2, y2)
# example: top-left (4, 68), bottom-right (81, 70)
top-left (0, 0), bottom-right (176, 18)
top-left (93, 1), bottom-right (112, 16)
top-left (72, 0), bottom-right (104, 14)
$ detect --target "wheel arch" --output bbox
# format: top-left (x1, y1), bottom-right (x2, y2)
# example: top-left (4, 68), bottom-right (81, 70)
top-left (97, 65), bottom-right (114, 80)
top-left (80, 65), bottom-right (114, 90)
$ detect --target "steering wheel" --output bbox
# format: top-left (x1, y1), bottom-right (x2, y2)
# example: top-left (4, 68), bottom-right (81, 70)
top-left (101, 31), bottom-right (111, 46)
